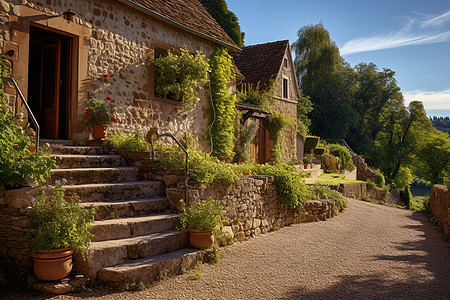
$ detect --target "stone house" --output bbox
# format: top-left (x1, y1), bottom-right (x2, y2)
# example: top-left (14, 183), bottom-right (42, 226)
top-left (0, 0), bottom-right (240, 151)
top-left (231, 40), bottom-right (299, 163)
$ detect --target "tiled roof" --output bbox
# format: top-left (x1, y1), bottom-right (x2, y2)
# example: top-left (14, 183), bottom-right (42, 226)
top-left (231, 40), bottom-right (289, 88)
top-left (130, 0), bottom-right (237, 48)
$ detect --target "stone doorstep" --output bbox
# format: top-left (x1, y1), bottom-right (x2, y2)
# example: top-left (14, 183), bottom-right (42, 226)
top-left (80, 197), bottom-right (169, 221)
top-left (32, 274), bottom-right (89, 295)
top-left (97, 248), bottom-right (202, 286)
top-left (53, 154), bottom-right (126, 169)
top-left (62, 181), bottom-right (163, 202)
top-left (49, 166), bottom-right (139, 185)
top-left (50, 144), bottom-right (110, 155)
top-left (77, 230), bottom-right (188, 279)
top-left (90, 213), bottom-right (180, 242)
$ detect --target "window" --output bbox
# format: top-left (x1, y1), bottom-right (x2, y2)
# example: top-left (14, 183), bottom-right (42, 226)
top-left (283, 58), bottom-right (288, 68)
top-left (282, 78), bottom-right (288, 99)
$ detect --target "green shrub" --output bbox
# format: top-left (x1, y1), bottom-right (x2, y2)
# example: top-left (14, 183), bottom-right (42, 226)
top-left (147, 48), bottom-right (210, 109)
top-left (373, 170), bottom-right (385, 188)
top-left (304, 136), bottom-right (320, 152)
top-left (252, 163), bottom-right (312, 208)
top-left (107, 131), bottom-right (150, 152)
top-left (178, 197), bottom-right (224, 231)
top-left (327, 143), bottom-right (355, 171)
top-left (0, 58), bottom-right (55, 188)
top-left (311, 185), bottom-right (343, 201)
top-left (29, 181), bottom-right (95, 252)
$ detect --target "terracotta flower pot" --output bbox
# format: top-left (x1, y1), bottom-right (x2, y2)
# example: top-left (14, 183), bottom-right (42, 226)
top-left (189, 230), bottom-right (214, 248)
top-left (32, 248), bottom-right (73, 281)
top-left (92, 124), bottom-right (107, 140)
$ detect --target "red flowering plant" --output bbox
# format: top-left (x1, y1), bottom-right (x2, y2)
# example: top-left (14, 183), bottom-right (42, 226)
top-left (82, 97), bottom-right (115, 126)
top-left (322, 151), bottom-right (341, 173)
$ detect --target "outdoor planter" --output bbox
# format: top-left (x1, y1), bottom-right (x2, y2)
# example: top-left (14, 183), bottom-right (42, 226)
top-left (189, 230), bottom-right (214, 248)
top-left (32, 248), bottom-right (74, 281)
top-left (92, 124), bottom-right (107, 140)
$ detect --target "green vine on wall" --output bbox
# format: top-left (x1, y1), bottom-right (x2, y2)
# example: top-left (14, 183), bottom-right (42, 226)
top-left (147, 48), bottom-right (210, 109)
top-left (236, 83), bottom-right (294, 162)
top-left (209, 48), bottom-right (237, 159)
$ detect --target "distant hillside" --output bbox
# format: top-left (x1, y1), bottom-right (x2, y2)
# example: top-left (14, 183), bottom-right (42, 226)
top-left (431, 116), bottom-right (450, 133)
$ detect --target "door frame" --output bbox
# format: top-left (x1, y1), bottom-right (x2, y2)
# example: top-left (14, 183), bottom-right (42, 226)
top-left (7, 5), bottom-right (91, 139)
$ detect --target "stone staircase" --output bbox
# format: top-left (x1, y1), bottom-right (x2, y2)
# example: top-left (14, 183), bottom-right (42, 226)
top-left (47, 142), bottom-right (203, 287)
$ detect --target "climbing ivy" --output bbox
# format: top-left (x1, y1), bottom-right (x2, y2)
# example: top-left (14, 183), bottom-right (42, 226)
top-left (147, 48), bottom-right (210, 109)
top-left (236, 83), bottom-right (294, 162)
top-left (209, 48), bottom-right (237, 159)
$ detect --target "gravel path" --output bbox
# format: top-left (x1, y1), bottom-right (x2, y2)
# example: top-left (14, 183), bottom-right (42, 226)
top-left (8, 198), bottom-right (450, 299)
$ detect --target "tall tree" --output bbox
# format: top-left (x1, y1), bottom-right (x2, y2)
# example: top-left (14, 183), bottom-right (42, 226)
top-left (416, 130), bottom-right (450, 184)
top-left (347, 63), bottom-right (403, 160)
top-left (375, 101), bottom-right (432, 183)
top-left (292, 24), bottom-right (356, 138)
top-left (200, 0), bottom-right (245, 47)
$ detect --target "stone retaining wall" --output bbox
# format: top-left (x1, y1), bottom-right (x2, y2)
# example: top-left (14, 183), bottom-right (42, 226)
top-left (0, 188), bottom-right (35, 284)
top-left (430, 185), bottom-right (449, 237)
top-left (169, 176), bottom-right (344, 242)
top-left (338, 182), bottom-right (399, 205)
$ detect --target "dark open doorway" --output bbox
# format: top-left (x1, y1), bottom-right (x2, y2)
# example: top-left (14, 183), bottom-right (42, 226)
top-left (28, 26), bottom-right (72, 139)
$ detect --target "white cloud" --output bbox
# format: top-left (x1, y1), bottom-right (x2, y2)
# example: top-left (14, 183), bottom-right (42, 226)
top-left (403, 89), bottom-right (450, 110)
top-left (341, 10), bottom-right (450, 55)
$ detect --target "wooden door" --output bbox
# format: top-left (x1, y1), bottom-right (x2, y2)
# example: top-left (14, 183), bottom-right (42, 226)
top-left (38, 40), bottom-right (61, 139)
top-left (250, 119), bottom-right (270, 164)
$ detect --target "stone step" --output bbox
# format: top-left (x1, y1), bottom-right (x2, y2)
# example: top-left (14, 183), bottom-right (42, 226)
top-left (63, 181), bottom-right (163, 202)
top-left (90, 214), bottom-right (179, 242)
top-left (53, 154), bottom-right (126, 169)
top-left (97, 248), bottom-right (203, 286)
top-left (76, 230), bottom-right (188, 280)
top-left (40, 139), bottom-right (74, 146)
top-left (49, 167), bottom-right (139, 185)
top-left (50, 144), bottom-right (111, 155)
top-left (80, 197), bottom-right (169, 221)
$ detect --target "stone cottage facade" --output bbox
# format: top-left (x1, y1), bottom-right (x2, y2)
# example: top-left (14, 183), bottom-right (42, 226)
top-left (0, 0), bottom-right (240, 151)
top-left (232, 40), bottom-right (299, 163)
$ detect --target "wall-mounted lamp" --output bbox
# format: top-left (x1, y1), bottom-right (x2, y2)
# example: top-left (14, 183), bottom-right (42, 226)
top-left (62, 9), bottom-right (77, 22)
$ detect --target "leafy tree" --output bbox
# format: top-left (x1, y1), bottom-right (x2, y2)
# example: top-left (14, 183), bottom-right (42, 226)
top-left (297, 94), bottom-right (313, 137)
top-left (375, 101), bottom-right (432, 183)
top-left (200, 0), bottom-right (245, 47)
top-left (416, 130), bottom-right (450, 184)
top-left (292, 24), bottom-right (356, 138)
top-left (347, 63), bottom-right (403, 158)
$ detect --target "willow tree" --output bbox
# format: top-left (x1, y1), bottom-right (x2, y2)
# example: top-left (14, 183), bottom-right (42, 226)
top-left (292, 24), bottom-right (355, 138)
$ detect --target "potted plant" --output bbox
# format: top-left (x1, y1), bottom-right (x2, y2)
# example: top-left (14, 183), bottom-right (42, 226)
top-left (302, 155), bottom-right (312, 169)
top-left (178, 198), bottom-right (224, 248)
top-left (28, 180), bottom-right (95, 281)
top-left (82, 97), bottom-right (116, 140)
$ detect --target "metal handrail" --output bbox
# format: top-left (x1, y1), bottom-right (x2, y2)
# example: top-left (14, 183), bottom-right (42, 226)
top-left (151, 132), bottom-right (189, 203)
top-left (7, 77), bottom-right (40, 152)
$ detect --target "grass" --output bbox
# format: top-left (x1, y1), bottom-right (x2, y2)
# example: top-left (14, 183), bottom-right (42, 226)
top-left (304, 173), bottom-right (363, 186)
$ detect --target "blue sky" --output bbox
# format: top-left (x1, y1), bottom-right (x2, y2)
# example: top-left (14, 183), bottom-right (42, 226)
top-left (227, 0), bottom-right (450, 117)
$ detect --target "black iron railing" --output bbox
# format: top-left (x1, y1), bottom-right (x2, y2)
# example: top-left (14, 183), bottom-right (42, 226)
top-left (8, 77), bottom-right (40, 152)
top-left (150, 132), bottom-right (189, 203)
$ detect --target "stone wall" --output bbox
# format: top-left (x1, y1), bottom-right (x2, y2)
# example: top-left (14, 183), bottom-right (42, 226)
top-left (430, 184), bottom-right (449, 237)
top-left (337, 182), bottom-right (399, 205)
top-left (175, 176), bottom-right (343, 242)
top-left (352, 155), bottom-right (377, 181)
top-left (0, 188), bottom-right (35, 284)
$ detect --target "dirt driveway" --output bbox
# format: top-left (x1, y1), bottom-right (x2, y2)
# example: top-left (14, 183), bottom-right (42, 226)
top-left (8, 198), bottom-right (450, 299)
